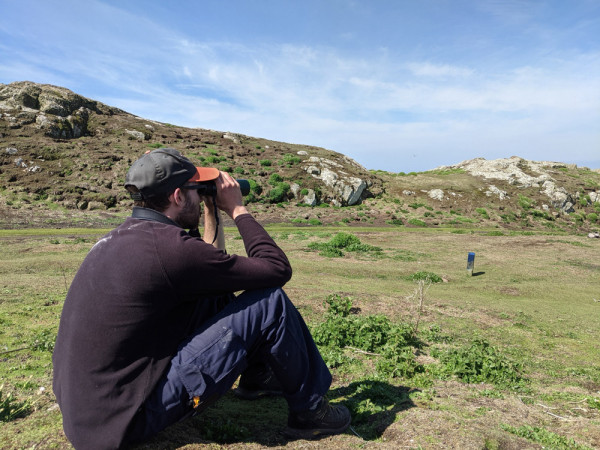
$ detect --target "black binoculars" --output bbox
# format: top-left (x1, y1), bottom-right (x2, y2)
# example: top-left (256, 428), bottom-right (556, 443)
top-left (195, 179), bottom-right (250, 197)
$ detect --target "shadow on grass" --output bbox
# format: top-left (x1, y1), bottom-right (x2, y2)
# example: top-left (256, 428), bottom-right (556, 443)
top-left (329, 379), bottom-right (416, 440)
top-left (137, 380), bottom-right (416, 448)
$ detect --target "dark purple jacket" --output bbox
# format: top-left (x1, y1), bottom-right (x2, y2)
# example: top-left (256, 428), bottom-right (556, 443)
top-left (52, 208), bottom-right (292, 449)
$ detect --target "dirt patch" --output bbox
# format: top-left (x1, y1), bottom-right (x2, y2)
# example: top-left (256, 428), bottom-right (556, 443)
top-left (497, 287), bottom-right (521, 296)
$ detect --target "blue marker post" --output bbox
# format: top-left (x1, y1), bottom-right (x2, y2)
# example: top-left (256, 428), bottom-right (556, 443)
top-left (467, 252), bottom-right (475, 276)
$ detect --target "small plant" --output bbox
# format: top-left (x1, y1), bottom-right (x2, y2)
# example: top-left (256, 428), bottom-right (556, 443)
top-left (268, 173), bottom-right (283, 185)
top-left (268, 182), bottom-right (290, 203)
top-left (407, 218), bottom-right (426, 227)
top-left (587, 397), bottom-right (600, 410)
top-left (409, 271), bottom-right (442, 283)
top-left (311, 295), bottom-right (423, 379)
top-left (308, 233), bottom-right (382, 257)
top-left (259, 159), bottom-right (272, 167)
top-left (30, 328), bottom-right (56, 352)
top-left (0, 386), bottom-right (31, 422)
top-left (500, 424), bottom-right (592, 450)
top-left (282, 153), bottom-right (301, 165)
top-left (433, 339), bottom-right (525, 388)
top-left (476, 208), bottom-right (489, 219)
top-left (386, 219), bottom-right (404, 226)
top-left (518, 194), bottom-right (533, 210)
top-left (580, 195), bottom-right (590, 207)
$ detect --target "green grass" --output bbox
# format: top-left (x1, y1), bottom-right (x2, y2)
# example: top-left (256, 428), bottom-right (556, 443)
top-left (1, 226), bottom-right (599, 448)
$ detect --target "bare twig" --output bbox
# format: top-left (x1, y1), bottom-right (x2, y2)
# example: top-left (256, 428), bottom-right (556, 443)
top-left (536, 402), bottom-right (558, 410)
top-left (58, 263), bottom-right (69, 294)
top-left (344, 346), bottom-right (380, 356)
top-left (0, 346), bottom-right (29, 356)
top-left (544, 411), bottom-right (573, 421)
top-left (410, 279), bottom-right (430, 338)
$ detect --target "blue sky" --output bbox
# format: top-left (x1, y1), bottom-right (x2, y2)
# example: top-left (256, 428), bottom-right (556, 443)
top-left (1, 0), bottom-right (599, 172)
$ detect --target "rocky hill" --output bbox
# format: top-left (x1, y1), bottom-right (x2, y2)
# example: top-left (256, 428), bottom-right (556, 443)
top-left (1, 81), bottom-right (599, 234)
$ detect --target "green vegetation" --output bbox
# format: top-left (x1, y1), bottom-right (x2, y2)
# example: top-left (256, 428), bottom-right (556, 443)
top-left (518, 194), bottom-right (533, 210)
top-left (475, 207), bottom-right (489, 219)
top-left (268, 181), bottom-right (290, 203)
top-left (500, 424), bottom-right (592, 450)
top-left (282, 153), bottom-right (302, 165)
top-left (307, 232), bottom-right (382, 257)
top-left (432, 339), bottom-right (525, 388)
top-left (426, 168), bottom-right (466, 176)
top-left (0, 387), bottom-right (31, 423)
top-left (1, 227), bottom-right (599, 448)
top-left (408, 271), bottom-right (442, 283)
top-left (407, 218), bottom-right (426, 227)
top-left (311, 294), bottom-right (423, 380)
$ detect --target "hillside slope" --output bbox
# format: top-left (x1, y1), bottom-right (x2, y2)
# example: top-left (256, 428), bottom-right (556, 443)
top-left (1, 81), bottom-right (599, 234)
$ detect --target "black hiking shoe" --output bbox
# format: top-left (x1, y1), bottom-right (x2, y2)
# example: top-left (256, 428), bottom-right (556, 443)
top-left (284, 397), bottom-right (351, 439)
top-left (233, 366), bottom-right (283, 400)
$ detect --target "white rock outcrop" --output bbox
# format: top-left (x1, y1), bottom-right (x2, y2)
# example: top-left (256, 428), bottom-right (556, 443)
top-left (302, 156), bottom-right (368, 205)
top-left (436, 156), bottom-right (580, 213)
top-left (428, 189), bottom-right (444, 201)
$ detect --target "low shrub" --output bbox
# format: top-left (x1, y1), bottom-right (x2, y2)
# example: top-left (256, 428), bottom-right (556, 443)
top-left (311, 294), bottom-right (423, 379)
top-left (268, 173), bottom-right (283, 185)
top-left (432, 339), bottom-right (525, 388)
top-left (268, 182), bottom-right (290, 203)
top-left (500, 424), bottom-right (590, 450)
top-left (308, 233), bottom-right (382, 257)
top-left (407, 218), bottom-right (426, 227)
top-left (282, 153), bottom-right (301, 165)
top-left (408, 271), bottom-right (442, 283)
top-left (386, 219), bottom-right (404, 226)
top-left (476, 208), bottom-right (489, 219)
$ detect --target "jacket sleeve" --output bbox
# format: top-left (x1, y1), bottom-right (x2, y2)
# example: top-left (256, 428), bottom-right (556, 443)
top-left (159, 214), bottom-right (292, 296)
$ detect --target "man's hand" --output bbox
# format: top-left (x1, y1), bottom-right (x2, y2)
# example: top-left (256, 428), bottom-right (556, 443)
top-left (215, 172), bottom-right (248, 219)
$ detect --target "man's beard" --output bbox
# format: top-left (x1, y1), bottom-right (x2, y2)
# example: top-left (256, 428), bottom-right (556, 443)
top-left (175, 192), bottom-right (200, 230)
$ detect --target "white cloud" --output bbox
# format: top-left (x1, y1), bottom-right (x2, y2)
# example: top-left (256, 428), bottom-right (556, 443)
top-left (407, 62), bottom-right (474, 78)
top-left (1, 0), bottom-right (598, 171)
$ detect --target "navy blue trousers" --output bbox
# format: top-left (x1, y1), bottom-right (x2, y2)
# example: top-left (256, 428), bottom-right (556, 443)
top-left (127, 287), bottom-right (331, 442)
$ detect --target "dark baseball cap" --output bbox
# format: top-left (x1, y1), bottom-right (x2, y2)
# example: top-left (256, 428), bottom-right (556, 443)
top-left (125, 148), bottom-right (219, 199)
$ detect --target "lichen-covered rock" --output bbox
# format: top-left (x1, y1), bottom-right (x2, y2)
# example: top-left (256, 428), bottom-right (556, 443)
top-left (485, 185), bottom-right (508, 200)
top-left (428, 189), bottom-right (444, 201)
top-left (0, 81), bottom-right (122, 140)
top-left (436, 156), bottom-right (580, 213)
top-left (541, 180), bottom-right (575, 213)
top-left (125, 129), bottom-right (146, 141)
top-left (301, 156), bottom-right (369, 205)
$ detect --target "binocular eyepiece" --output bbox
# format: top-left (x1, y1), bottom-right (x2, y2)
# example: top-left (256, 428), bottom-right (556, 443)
top-left (195, 179), bottom-right (250, 197)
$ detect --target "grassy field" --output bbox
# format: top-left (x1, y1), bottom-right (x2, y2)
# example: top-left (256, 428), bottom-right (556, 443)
top-left (0, 225), bottom-right (599, 449)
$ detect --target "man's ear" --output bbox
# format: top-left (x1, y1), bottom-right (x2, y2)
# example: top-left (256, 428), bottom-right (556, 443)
top-left (171, 188), bottom-right (185, 207)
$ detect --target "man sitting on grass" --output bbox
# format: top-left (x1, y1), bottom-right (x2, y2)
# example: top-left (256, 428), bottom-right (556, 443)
top-left (52, 148), bottom-right (351, 449)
